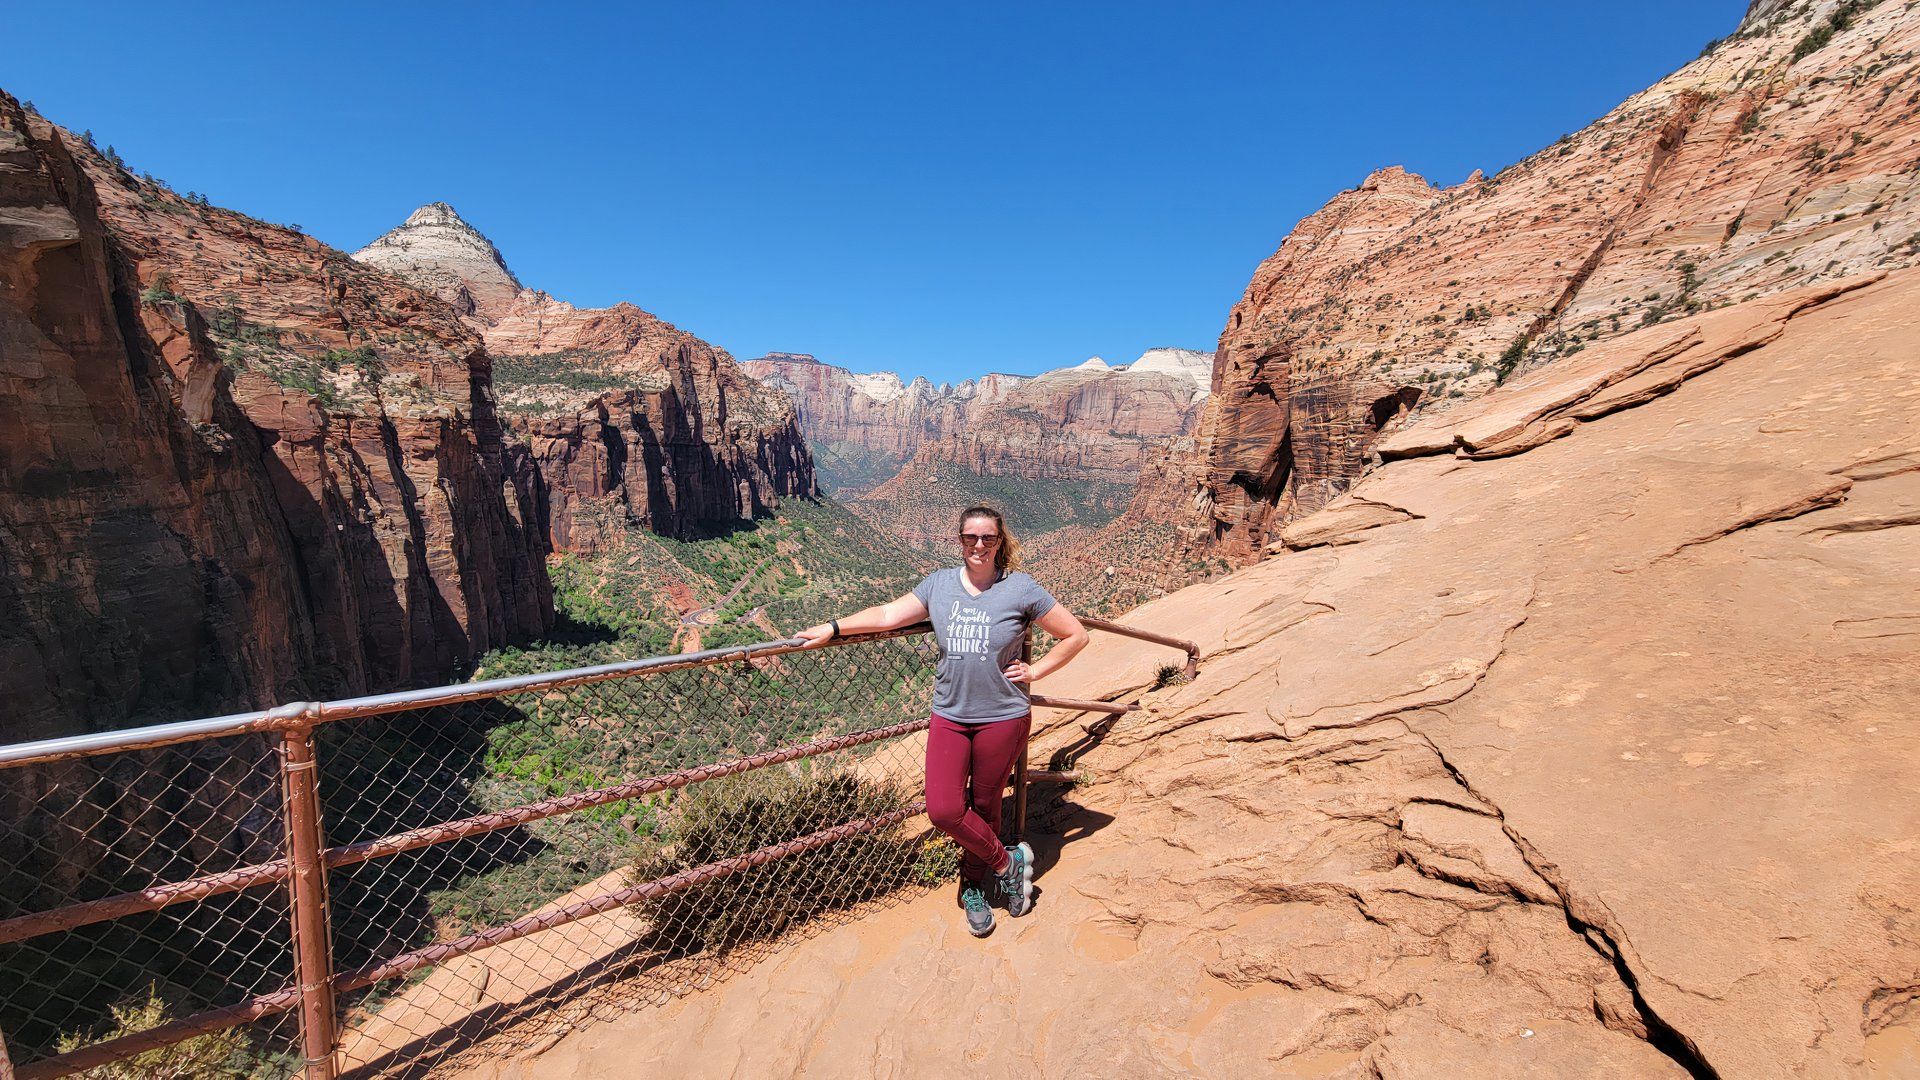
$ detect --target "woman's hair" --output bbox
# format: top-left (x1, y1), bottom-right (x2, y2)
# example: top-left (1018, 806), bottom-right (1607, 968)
top-left (958, 505), bottom-right (1021, 573)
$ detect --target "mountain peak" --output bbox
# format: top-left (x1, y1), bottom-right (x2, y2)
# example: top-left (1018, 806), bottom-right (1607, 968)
top-left (353, 202), bottom-right (523, 318)
top-left (401, 201), bottom-right (475, 229)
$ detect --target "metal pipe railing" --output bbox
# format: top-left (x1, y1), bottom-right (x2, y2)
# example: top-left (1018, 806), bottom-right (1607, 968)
top-left (0, 613), bottom-right (1198, 1078)
top-left (15, 990), bottom-right (303, 1080)
top-left (12, 801), bottom-right (931, 1080)
top-left (0, 626), bottom-right (933, 769)
top-left (0, 718), bottom-right (936, 947)
top-left (334, 803), bottom-right (927, 994)
top-left (0, 617), bottom-right (1193, 771)
top-left (1077, 615), bottom-right (1200, 679)
top-left (280, 726), bottom-right (337, 1080)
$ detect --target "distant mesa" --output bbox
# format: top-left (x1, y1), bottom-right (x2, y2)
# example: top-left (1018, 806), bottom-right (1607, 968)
top-left (742, 346), bottom-right (1210, 403)
top-left (740, 346), bottom-right (1215, 509)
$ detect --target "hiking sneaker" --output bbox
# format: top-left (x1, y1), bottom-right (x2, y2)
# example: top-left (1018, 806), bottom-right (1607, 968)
top-left (960, 883), bottom-right (994, 937)
top-left (998, 842), bottom-right (1034, 917)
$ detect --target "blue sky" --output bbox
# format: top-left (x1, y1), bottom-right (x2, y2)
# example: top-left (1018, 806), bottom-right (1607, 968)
top-left (4, 2), bottom-right (1745, 385)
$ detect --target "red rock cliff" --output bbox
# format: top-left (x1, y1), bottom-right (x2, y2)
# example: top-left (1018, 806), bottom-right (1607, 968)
top-left (357, 207), bottom-right (814, 551)
top-left (743, 350), bottom-right (1211, 498)
top-left (0, 94), bottom-right (552, 739)
top-left (1178, 0), bottom-right (1920, 561)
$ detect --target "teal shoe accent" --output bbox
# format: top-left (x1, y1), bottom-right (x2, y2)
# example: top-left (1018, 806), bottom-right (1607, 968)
top-left (998, 841), bottom-right (1034, 917)
top-left (961, 883), bottom-right (994, 937)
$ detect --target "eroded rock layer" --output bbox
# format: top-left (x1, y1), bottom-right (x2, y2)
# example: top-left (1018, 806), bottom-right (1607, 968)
top-left (742, 349), bottom-right (1211, 500)
top-left (1177, 0), bottom-right (1920, 562)
top-left (357, 207), bottom-right (813, 550)
top-left (739, 352), bottom-right (989, 494)
top-left (0, 95), bottom-right (551, 740)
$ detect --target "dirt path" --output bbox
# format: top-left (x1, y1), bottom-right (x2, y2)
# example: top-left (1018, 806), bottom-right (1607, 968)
top-left (680, 550), bottom-right (779, 627)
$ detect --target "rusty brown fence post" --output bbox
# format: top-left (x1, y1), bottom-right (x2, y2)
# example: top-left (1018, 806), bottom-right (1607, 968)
top-left (280, 721), bottom-right (338, 1080)
top-left (1011, 626), bottom-right (1032, 840)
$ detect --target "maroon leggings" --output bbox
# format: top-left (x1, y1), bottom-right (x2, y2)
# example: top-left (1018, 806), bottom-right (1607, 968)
top-left (924, 711), bottom-right (1031, 883)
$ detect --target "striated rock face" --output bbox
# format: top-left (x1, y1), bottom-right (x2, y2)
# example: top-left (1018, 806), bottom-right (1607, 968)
top-left (905, 352), bottom-right (1209, 481)
top-left (742, 349), bottom-right (1211, 499)
top-left (495, 268), bottom-right (1920, 1080)
top-left (357, 206), bottom-right (813, 550)
top-left (0, 95), bottom-right (552, 740)
top-left (846, 351), bottom-right (1212, 546)
top-left (1177, 0), bottom-right (1920, 562)
top-left (355, 202), bottom-right (523, 318)
top-left (739, 352), bottom-right (1008, 493)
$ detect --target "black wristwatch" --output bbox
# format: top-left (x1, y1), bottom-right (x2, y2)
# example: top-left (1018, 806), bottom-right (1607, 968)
top-left (829, 619), bottom-right (842, 640)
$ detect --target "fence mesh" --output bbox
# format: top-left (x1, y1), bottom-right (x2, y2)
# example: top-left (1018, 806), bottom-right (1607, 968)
top-left (0, 732), bottom-right (301, 1075)
top-left (0, 631), bottom-right (952, 1078)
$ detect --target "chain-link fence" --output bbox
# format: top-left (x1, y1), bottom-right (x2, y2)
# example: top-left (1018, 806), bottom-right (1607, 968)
top-left (0, 621), bottom-right (1192, 1079)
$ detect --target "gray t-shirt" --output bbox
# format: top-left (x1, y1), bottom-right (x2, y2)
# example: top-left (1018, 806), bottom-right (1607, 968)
top-left (912, 568), bottom-right (1058, 723)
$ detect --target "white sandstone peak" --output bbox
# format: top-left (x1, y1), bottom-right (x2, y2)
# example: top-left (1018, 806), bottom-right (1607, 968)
top-left (848, 371), bottom-right (908, 404)
top-left (1127, 347), bottom-right (1212, 381)
top-left (353, 202), bottom-right (524, 318)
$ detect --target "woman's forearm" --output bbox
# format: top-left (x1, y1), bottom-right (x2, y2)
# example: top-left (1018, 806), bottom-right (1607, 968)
top-left (798, 596), bottom-right (924, 646)
top-left (827, 603), bottom-right (911, 635)
top-left (1030, 632), bottom-right (1090, 681)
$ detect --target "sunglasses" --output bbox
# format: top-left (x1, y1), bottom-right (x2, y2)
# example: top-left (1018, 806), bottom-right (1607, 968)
top-left (958, 533), bottom-right (1001, 547)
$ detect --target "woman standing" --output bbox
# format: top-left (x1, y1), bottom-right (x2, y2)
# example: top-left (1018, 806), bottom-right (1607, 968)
top-left (799, 505), bottom-right (1089, 936)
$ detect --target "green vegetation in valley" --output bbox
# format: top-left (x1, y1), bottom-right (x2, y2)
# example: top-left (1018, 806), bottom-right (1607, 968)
top-left (807, 439), bottom-right (912, 496)
top-left (856, 462), bottom-right (1137, 557)
top-left (490, 349), bottom-right (668, 411)
top-left (321, 494), bottom-right (946, 976)
top-left (1023, 517), bottom-right (1230, 620)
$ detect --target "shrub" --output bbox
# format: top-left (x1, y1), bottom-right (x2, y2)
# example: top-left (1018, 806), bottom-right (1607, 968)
top-left (912, 836), bottom-right (962, 885)
top-left (138, 270), bottom-right (178, 306)
top-left (629, 769), bottom-right (924, 953)
top-left (1793, 0), bottom-right (1879, 63)
top-left (55, 984), bottom-right (284, 1079)
top-left (1494, 336), bottom-right (1529, 385)
top-left (321, 345), bottom-right (383, 387)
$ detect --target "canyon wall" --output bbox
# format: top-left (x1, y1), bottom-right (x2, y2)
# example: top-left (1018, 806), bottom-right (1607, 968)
top-left (0, 95), bottom-right (552, 741)
top-left (741, 348), bottom-right (1210, 562)
top-left (915, 351), bottom-right (1213, 485)
top-left (1174, 0), bottom-right (1920, 561)
top-left (742, 349), bottom-right (1210, 498)
top-left (846, 351), bottom-right (1211, 548)
top-left (357, 208), bottom-right (814, 551)
top-left (739, 352), bottom-right (1019, 494)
